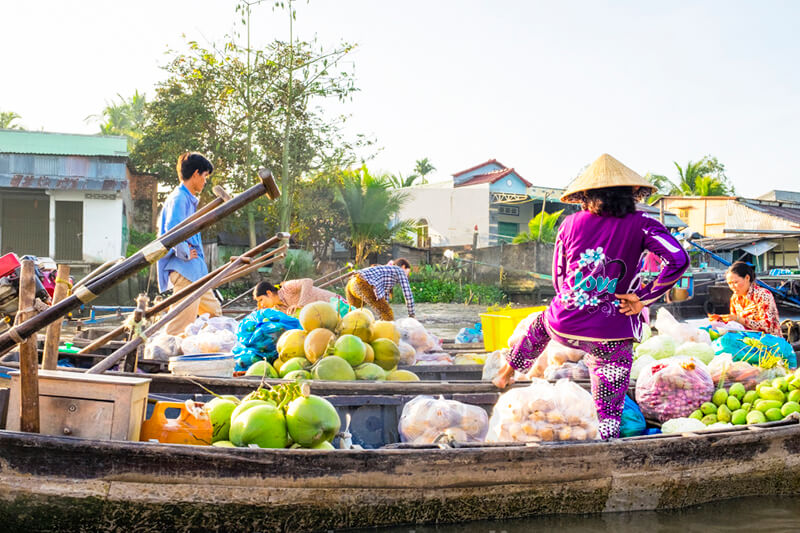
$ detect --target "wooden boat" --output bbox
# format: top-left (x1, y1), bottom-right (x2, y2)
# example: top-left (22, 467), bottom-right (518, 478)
top-left (0, 416), bottom-right (798, 532)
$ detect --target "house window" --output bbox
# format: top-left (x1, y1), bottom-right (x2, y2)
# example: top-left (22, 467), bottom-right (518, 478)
top-left (498, 206), bottom-right (519, 216)
top-left (678, 208), bottom-right (690, 220)
top-left (497, 221), bottom-right (519, 243)
top-left (0, 192), bottom-right (49, 257)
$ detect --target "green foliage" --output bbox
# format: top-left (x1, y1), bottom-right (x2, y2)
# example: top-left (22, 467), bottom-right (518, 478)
top-left (290, 169), bottom-right (350, 259)
top-left (390, 280), bottom-right (506, 306)
top-left (0, 110), bottom-right (23, 130)
top-left (512, 209), bottom-right (563, 244)
top-left (646, 155), bottom-right (735, 200)
top-left (86, 91), bottom-right (147, 150)
top-left (413, 157), bottom-right (436, 184)
top-left (284, 249), bottom-right (315, 279)
top-left (336, 165), bottom-right (414, 265)
top-left (126, 229), bottom-right (157, 257)
top-left (386, 172), bottom-right (419, 189)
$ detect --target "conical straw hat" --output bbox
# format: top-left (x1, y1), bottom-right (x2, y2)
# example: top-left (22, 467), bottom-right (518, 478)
top-left (560, 153), bottom-right (655, 203)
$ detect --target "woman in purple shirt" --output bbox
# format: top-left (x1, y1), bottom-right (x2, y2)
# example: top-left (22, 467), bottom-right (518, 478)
top-left (493, 154), bottom-right (689, 440)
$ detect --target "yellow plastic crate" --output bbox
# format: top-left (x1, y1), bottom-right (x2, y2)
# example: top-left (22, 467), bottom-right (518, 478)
top-left (480, 306), bottom-right (547, 352)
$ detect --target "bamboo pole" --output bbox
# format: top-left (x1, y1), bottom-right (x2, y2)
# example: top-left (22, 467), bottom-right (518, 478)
top-left (17, 260), bottom-right (39, 433)
top-left (317, 270), bottom-right (353, 289)
top-left (159, 185), bottom-right (231, 242)
top-left (77, 233), bottom-right (289, 355)
top-left (219, 249), bottom-right (287, 285)
top-left (0, 169), bottom-right (279, 357)
top-left (73, 258), bottom-right (122, 291)
top-left (123, 294), bottom-right (149, 373)
top-left (41, 264), bottom-right (71, 370)
top-left (86, 256), bottom-right (250, 374)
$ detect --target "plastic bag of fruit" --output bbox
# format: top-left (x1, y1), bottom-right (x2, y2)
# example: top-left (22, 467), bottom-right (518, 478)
top-left (144, 333), bottom-right (182, 361)
top-left (486, 378), bottom-right (599, 442)
top-left (635, 356), bottom-right (714, 422)
top-left (398, 395), bottom-right (489, 444)
top-left (543, 360), bottom-right (590, 381)
top-left (507, 310), bottom-right (542, 348)
top-left (395, 317), bottom-right (441, 354)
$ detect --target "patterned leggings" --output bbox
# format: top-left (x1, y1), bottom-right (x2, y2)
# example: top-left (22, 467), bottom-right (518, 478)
top-left (507, 314), bottom-right (633, 440)
top-left (345, 275), bottom-right (394, 321)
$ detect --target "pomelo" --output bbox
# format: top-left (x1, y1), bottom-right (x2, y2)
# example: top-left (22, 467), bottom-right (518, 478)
top-left (370, 321), bottom-right (400, 344)
top-left (371, 338), bottom-right (400, 371)
top-left (338, 309), bottom-right (373, 342)
top-left (283, 369), bottom-right (312, 381)
top-left (363, 343), bottom-right (374, 363)
top-left (354, 362), bottom-right (386, 381)
top-left (212, 440), bottom-right (236, 447)
top-left (229, 403), bottom-right (289, 448)
top-left (299, 302), bottom-right (339, 332)
top-left (277, 329), bottom-right (307, 361)
top-left (205, 397), bottom-right (239, 443)
top-left (312, 356), bottom-right (356, 381)
top-left (285, 395), bottom-right (341, 447)
top-left (304, 328), bottom-right (335, 364)
top-left (333, 334), bottom-right (366, 366)
top-left (385, 369), bottom-right (420, 381)
top-left (279, 357), bottom-right (311, 378)
top-left (245, 360), bottom-right (278, 378)
top-left (311, 440), bottom-right (336, 450)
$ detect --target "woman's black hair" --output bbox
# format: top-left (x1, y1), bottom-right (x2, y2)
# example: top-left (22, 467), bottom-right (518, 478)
top-left (254, 281), bottom-right (280, 297)
top-left (728, 261), bottom-right (756, 282)
top-left (177, 152), bottom-right (214, 181)
top-left (579, 186), bottom-right (637, 217)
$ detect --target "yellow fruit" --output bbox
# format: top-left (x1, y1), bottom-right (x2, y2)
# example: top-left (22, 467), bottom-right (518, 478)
top-left (370, 321), bottom-right (400, 345)
top-left (299, 302), bottom-right (340, 332)
top-left (277, 329), bottom-right (307, 362)
top-left (304, 328), bottom-right (335, 364)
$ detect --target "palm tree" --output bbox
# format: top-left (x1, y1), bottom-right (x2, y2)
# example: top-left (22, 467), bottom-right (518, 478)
top-left (387, 172), bottom-right (419, 189)
top-left (336, 165), bottom-right (414, 265)
top-left (413, 157), bottom-right (435, 184)
top-left (0, 111), bottom-right (23, 130)
top-left (86, 91), bottom-right (147, 149)
top-left (647, 157), bottom-right (733, 201)
top-left (512, 209), bottom-right (563, 244)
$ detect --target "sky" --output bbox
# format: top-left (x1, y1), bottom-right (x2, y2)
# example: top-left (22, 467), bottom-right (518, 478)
top-left (2, 0), bottom-right (799, 197)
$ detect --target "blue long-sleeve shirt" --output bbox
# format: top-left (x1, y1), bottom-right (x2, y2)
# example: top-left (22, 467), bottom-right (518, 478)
top-left (156, 183), bottom-right (209, 293)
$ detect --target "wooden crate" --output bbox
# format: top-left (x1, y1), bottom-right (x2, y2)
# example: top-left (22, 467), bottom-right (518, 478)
top-left (6, 370), bottom-right (150, 441)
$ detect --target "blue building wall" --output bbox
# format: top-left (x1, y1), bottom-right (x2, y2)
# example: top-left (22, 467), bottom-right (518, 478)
top-left (489, 171), bottom-right (528, 195)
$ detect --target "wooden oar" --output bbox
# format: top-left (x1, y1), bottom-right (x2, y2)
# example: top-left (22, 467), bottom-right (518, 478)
top-left (86, 255), bottom-right (250, 374)
top-left (42, 264), bottom-right (71, 370)
top-left (159, 185), bottom-right (231, 242)
top-left (317, 270), bottom-right (354, 289)
top-left (0, 169), bottom-right (279, 357)
top-left (17, 260), bottom-right (40, 433)
top-left (77, 233), bottom-right (289, 355)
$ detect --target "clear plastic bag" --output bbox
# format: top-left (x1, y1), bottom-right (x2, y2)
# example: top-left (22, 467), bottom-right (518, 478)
top-left (398, 340), bottom-right (417, 366)
top-left (395, 317), bottom-right (441, 353)
top-left (180, 329), bottom-right (237, 355)
top-left (708, 353), bottom-right (787, 390)
top-left (655, 308), bottom-right (711, 345)
top-left (183, 314), bottom-right (210, 337)
top-left (414, 352), bottom-right (453, 365)
top-left (398, 395), bottom-right (489, 444)
top-left (206, 316), bottom-right (239, 335)
top-left (482, 349), bottom-right (525, 381)
top-left (526, 352), bottom-right (551, 379)
top-left (543, 360), bottom-right (589, 381)
top-left (507, 311), bottom-right (542, 348)
top-left (660, 417), bottom-right (707, 434)
top-left (544, 341), bottom-right (585, 366)
top-left (635, 357), bottom-right (714, 422)
top-left (630, 354), bottom-right (656, 380)
top-left (486, 378), bottom-right (599, 443)
top-left (144, 334), bottom-right (182, 361)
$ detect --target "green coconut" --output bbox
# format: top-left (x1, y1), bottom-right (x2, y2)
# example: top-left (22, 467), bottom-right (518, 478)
top-left (277, 329), bottom-right (307, 362)
top-left (354, 362), bottom-right (386, 381)
top-left (385, 369), bottom-right (421, 381)
top-left (338, 309), bottom-right (373, 342)
top-left (304, 328), bottom-right (336, 364)
top-left (283, 369), bottom-right (312, 381)
top-left (363, 343), bottom-right (374, 363)
top-left (311, 440), bottom-right (336, 450)
top-left (333, 334), bottom-right (367, 366)
top-left (370, 320), bottom-right (400, 345)
top-left (211, 440), bottom-right (237, 447)
top-left (279, 357), bottom-right (311, 378)
top-left (285, 395), bottom-right (341, 447)
top-left (230, 399), bottom-right (272, 425)
top-left (245, 360), bottom-right (278, 378)
top-left (371, 338), bottom-right (400, 371)
top-left (299, 301), bottom-right (340, 332)
top-left (229, 403), bottom-right (289, 448)
top-left (312, 356), bottom-right (356, 381)
top-left (205, 397), bottom-right (239, 443)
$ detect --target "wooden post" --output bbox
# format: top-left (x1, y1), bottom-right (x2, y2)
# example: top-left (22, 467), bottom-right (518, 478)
top-left (42, 264), bottom-right (71, 370)
top-left (17, 259), bottom-right (40, 433)
top-left (472, 226), bottom-right (478, 283)
top-left (124, 294), bottom-right (148, 373)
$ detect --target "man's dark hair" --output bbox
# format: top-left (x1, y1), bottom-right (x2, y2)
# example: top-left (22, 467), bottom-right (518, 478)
top-left (728, 261), bottom-right (756, 283)
top-left (177, 152), bottom-right (214, 181)
top-left (579, 186), bottom-right (637, 217)
top-left (394, 258), bottom-right (411, 270)
top-left (254, 281), bottom-right (280, 297)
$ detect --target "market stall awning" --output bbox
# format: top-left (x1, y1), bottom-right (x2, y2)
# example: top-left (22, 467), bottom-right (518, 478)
top-left (740, 240), bottom-right (778, 256)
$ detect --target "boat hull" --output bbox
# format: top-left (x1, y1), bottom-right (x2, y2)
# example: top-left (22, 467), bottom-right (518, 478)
top-left (1, 421), bottom-right (799, 532)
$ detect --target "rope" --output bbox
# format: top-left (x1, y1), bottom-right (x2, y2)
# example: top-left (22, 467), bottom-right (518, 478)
top-left (55, 277), bottom-right (73, 295)
top-left (123, 313), bottom-right (149, 342)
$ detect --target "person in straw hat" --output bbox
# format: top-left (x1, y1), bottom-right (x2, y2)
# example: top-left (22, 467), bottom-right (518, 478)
top-left (493, 153), bottom-right (689, 440)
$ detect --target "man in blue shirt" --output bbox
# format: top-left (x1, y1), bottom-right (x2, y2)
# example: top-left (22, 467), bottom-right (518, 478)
top-left (157, 152), bottom-right (222, 335)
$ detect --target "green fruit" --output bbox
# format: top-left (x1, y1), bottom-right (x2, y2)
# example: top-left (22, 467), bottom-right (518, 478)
top-left (772, 377), bottom-right (788, 392)
top-left (371, 338), bottom-right (401, 371)
top-left (789, 375), bottom-right (800, 390)
top-left (717, 405), bottom-right (732, 423)
top-left (755, 399), bottom-right (783, 413)
top-left (311, 440), bottom-right (336, 450)
top-left (758, 386), bottom-right (785, 403)
top-left (229, 404), bottom-right (289, 448)
top-left (712, 389), bottom-right (728, 407)
top-left (731, 409), bottom-right (747, 425)
top-left (230, 399), bottom-right (271, 424)
top-left (211, 440), bottom-right (236, 447)
top-left (709, 329), bottom-right (720, 341)
top-left (781, 401), bottom-right (800, 417)
top-left (701, 414), bottom-right (718, 425)
top-left (279, 357), bottom-right (311, 378)
top-left (283, 369), bottom-right (312, 381)
top-left (205, 397), bottom-right (238, 443)
top-left (385, 369), bottom-right (421, 381)
top-left (743, 390), bottom-right (758, 405)
top-left (354, 362), bottom-right (386, 381)
top-left (742, 402), bottom-right (752, 412)
top-left (285, 395), bottom-right (341, 447)
top-left (765, 408), bottom-right (783, 422)
top-left (726, 396), bottom-right (741, 411)
top-left (700, 402), bottom-right (718, 415)
top-left (688, 410), bottom-right (703, 420)
top-left (333, 334), bottom-right (367, 367)
top-left (728, 383), bottom-right (746, 401)
top-left (788, 390), bottom-right (800, 404)
top-left (245, 360), bottom-right (278, 378)
top-left (312, 355), bottom-right (356, 381)
top-left (746, 410), bottom-right (767, 424)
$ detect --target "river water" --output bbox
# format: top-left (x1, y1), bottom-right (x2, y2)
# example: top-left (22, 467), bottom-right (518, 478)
top-left (382, 304), bottom-right (800, 533)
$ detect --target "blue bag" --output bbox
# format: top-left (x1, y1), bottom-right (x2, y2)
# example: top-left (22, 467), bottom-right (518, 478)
top-left (234, 308), bottom-right (301, 369)
top-left (713, 331), bottom-right (797, 369)
top-left (619, 395), bottom-right (646, 438)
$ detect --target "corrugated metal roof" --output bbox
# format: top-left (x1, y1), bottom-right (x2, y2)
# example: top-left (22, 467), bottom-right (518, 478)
top-left (0, 153), bottom-right (127, 191)
top-left (739, 199), bottom-right (800, 225)
top-left (0, 129), bottom-right (128, 157)
top-left (694, 237), bottom-right (762, 252)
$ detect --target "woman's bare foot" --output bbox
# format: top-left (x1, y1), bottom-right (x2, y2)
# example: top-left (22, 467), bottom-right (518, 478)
top-left (492, 363), bottom-right (516, 389)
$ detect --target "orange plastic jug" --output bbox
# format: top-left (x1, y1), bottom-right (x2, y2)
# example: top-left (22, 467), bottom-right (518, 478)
top-left (140, 401), bottom-right (213, 445)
